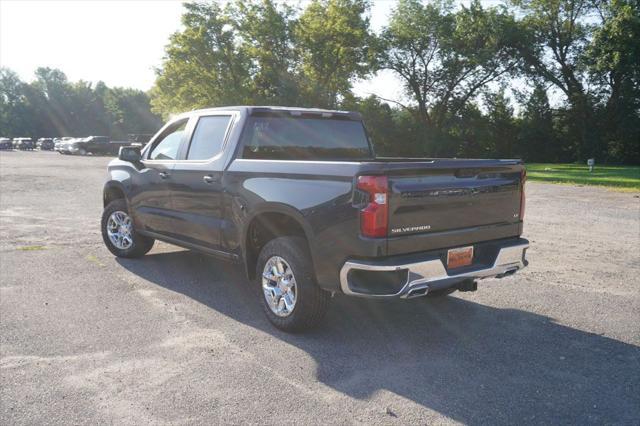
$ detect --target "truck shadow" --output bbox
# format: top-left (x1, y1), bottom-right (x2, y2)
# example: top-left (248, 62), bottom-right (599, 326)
top-left (117, 249), bottom-right (640, 424)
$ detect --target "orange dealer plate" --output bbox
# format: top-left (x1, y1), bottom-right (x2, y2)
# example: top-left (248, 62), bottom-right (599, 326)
top-left (447, 246), bottom-right (474, 269)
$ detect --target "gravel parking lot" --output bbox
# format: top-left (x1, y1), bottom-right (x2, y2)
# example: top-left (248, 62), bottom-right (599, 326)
top-left (1, 150), bottom-right (639, 424)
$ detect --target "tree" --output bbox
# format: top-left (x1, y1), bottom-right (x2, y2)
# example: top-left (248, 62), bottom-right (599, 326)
top-left (451, 103), bottom-right (491, 158)
top-left (151, 0), bottom-right (373, 115)
top-left (0, 67), bottom-right (160, 140)
top-left (233, 0), bottom-right (300, 105)
top-left (587, 0), bottom-right (640, 163)
top-left (104, 88), bottom-right (162, 139)
top-left (517, 84), bottom-right (558, 162)
top-left (150, 2), bottom-right (252, 118)
top-left (511, 0), bottom-right (597, 160)
top-left (380, 0), bottom-right (521, 155)
top-left (295, 0), bottom-right (373, 108)
top-left (27, 67), bottom-right (75, 136)
top-left (485, 90), bottom-right (517, 158)
top-left (0, 68), bottom-right (32, 137)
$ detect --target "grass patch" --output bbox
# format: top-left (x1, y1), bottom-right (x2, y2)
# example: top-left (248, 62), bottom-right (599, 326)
top-left (525, 163), bottom-right (640, 190)
top-left (85, 254), bottom-right (105, 267)
top-left (17, 245), bottom-right (46, 251)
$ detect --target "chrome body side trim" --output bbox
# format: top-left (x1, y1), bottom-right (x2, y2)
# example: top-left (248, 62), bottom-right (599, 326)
top-left (339, 243), bottom-right (528, 298)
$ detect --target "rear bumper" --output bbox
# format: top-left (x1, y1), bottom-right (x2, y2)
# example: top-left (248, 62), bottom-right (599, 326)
top-left (339, 238), bottom-right (529, 298)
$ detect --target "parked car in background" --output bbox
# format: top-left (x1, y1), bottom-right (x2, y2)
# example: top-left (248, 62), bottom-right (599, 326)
top-left (13, 138), bottom-right (35, 150)
top-left (127, 134), bottom-right (153, 144)
top-left (0, 138), bottom-right (12, 150)
top-left (37, 138), bottom-right (55, 150)
top-left (59, 137), bottom-right (88, 155)
top-left (55, 137), bottom-right (74, 152)
top-left (101, 106), bottom-right (529, 332)
top-left (62, 136), bottom-right (129, 155)
top-left (58, 138), bottom-right (75, 154)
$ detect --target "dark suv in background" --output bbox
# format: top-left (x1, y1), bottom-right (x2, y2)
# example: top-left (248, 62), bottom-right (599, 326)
top-left (37, 138), bottom-right (55, 150)
top-left (13, 138), bottom-right (35, 150)
top-left (61, 136), bottom-right (130, 155)
top-left (0, 138), bottom-right (12, 150)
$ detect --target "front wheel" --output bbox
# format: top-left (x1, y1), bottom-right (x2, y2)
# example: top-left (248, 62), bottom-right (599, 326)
top-left (101, 199), bottom-right (154, 258)
top-left (256, 236), bottom-right (330, 332)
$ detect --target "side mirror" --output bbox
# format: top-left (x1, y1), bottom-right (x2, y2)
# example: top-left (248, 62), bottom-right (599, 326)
top-left (119, 146), bottom-right (142, 163)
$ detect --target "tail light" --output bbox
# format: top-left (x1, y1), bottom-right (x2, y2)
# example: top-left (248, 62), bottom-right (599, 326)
top-left (357, 175), bottom-right (388, 237)
top-left (520, 169), bottom-right (526, 220)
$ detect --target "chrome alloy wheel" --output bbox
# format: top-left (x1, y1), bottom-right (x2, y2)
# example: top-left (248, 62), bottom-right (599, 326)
top-left (262, 256), bottom-right (298, 317)
top-left (106, 211), bottom-right (133, 250)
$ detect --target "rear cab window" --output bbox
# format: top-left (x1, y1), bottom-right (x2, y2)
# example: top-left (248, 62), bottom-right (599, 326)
top-left (239, 114), bottom-right (373, 161)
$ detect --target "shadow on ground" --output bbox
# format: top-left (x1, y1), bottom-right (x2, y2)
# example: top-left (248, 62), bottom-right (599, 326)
top-left (117, 250), bottom-right (640, 424)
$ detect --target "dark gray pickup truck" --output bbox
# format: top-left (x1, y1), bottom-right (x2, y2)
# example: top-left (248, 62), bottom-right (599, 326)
top-left (61, 136), bottom-right (130, 155)
top-left (101, 106), bottom-right (528, 331)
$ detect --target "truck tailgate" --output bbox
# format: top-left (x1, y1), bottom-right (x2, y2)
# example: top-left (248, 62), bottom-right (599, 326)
top-left (383, 160), bottom-right (524, 255)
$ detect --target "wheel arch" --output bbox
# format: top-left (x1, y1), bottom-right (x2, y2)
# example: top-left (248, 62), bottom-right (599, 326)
top-left (103, 181), bottom-right (128, 208)
top-left (242, 205), bottom-right (316, 282)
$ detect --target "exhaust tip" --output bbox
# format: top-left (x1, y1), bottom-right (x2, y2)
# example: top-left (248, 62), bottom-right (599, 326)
top-left (406, 287), bottom-right (429, 298)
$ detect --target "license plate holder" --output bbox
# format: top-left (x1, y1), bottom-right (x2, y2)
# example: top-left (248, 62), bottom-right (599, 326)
top-left (447, 246), bottom-right (474, 269)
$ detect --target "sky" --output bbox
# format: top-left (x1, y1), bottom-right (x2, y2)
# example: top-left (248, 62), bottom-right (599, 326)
top-left (0, 0), bottom-right (511, 107)
top-left (0, 1), bottom-right (185, 89)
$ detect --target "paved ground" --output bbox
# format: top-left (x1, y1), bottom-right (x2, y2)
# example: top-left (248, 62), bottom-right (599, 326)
top-left (1, 150), bottom-right (639, 425)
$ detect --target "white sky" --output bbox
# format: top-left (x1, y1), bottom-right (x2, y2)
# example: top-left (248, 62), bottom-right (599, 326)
top-left (0, 0), bottom-right (185, 89)
top-left (0, 0), bottom-right (515, 107)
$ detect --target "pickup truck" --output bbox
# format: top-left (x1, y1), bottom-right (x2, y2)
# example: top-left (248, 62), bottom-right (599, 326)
top-left (102, 106), bottom-right (528, 332)
top-left (62, 136), bottom-right (130, 155)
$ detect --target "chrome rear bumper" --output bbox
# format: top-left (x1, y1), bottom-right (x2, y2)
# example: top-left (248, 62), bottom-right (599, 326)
top-left (339, 242), bottom-right (528, 298)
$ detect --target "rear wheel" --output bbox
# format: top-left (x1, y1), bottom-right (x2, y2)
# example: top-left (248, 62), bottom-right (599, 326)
top-left (101, 199), bottom-right (154, 258)
top-left (256, 236), bottom-right (330, 332)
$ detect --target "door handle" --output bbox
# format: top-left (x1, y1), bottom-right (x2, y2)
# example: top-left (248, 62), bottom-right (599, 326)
top-left (203, 174), bottom-right (217, 184)
top-left (159, 171), bottom-right (170, 179)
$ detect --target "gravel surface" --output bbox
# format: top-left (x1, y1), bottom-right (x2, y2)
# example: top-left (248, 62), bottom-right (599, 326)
top-left (1, 150), bottom-right (639, 425)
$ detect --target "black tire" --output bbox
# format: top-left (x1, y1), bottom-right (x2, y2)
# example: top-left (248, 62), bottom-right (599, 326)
top-left (101, 198), bottom-right (154, 258)
top-left (256, 236), bottom-right (330, 332)
top-left (425, 287), bottom-right (457, 298)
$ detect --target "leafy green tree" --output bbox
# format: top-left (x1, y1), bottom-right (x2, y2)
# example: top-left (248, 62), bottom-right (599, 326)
top-left (27, 67), bottom-right (75, 136)
top-left (0, 67), bottom-right (160, 140)
top-left (380, 0), bottom-right (521, 155)
top-left (233, 0), bottom-right (300, 105)
top-left (511, 0), bottom-right (597, 160)
top-left (485, 90), bottom-right (517, 158)
top-left (587, 0), bottom-right (640, 163)
top-left (151, 0), bottom-right (373, 115)
top-left (104, 87), bottom-right (162, 139)
top-left (451, 103), bottom-right (491, 158)
top-left (517, 84), bottom-right (558, 162)
top-left (151, 2), bottom-right (252, 117)
top-left (295, 0), bottom-right (373, 108)
top-left (0, 68), bottom-right (32, 137)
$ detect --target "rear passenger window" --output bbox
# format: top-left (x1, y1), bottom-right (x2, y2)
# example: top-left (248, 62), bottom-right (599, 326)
top-left (187, 116), bottom-right (231, 160)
